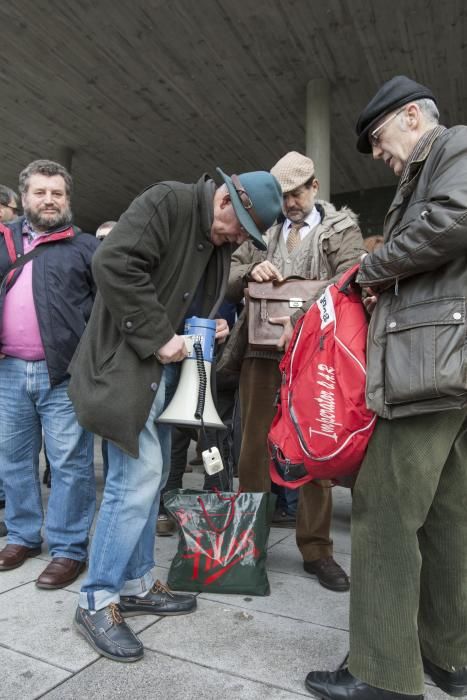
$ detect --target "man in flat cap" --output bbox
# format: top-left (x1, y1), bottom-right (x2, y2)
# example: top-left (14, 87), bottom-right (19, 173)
top-left (224, 151), bottom-right (365, 592)
top-left (68, 167), bottom-right (282, 662)
top-left (305, 76), bottom-right (467, 699)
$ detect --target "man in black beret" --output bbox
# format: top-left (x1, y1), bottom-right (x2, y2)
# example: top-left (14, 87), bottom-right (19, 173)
top-left (305, 76), bottom-right (467, 699)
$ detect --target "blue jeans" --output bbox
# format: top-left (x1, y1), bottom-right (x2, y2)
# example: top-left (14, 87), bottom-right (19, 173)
top-left (0, 358), bottom-right (95, 559)
top-left (80, 366), bottom-right (175, 610)
top-left (0, 480), bottom-right (4, 502)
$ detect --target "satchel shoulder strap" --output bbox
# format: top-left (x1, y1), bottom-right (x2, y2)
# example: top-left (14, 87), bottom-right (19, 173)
top-left (0, 244), bottom-right (51, 294)
top-left (0, 222), bottom-right (78, 294)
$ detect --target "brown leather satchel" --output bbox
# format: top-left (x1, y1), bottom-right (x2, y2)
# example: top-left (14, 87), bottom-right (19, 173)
top-left (245, 276), bottom-right (325, 350)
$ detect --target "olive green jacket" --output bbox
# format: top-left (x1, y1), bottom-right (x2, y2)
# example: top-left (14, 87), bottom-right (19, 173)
top-left (68, 176), bottom-right (231, 457)
top-left (357, 126), bottom-right (467, 417)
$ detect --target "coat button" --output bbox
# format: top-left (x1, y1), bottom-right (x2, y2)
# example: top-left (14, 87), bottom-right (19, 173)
top-left (183, 292), bottom-right (190, 300)
top-left (453, 312), bottom-right (462, 320)
top-left (368, 392), bottom-right (374, 399)
top-left (125, 320), bottom-right (133, 328)
top-left (389, 321), bottom-right (396, 328)
top-left (197, 243), bottom-right (204, 251)
top-left (150, 382), bottom-right (158, 391)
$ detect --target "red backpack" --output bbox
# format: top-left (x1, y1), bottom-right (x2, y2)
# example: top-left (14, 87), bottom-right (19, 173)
top-left (268, 264), bottom-right (376, 488)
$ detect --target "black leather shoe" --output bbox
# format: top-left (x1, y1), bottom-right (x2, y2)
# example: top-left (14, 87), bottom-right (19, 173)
top-left (0, 522), bottom-right (7, 538)
top-left (0, 500), bottom-right (5, 510)
top-left (74, 604), bottom-right (143, 662)
top-left (119, 580), bottom-right (196, 617)
top-left (305, 668), bottom-right (424, 699)
top-left (423, 655), bottom-right (467, 696)
top-left (303, 557), bottom-right (350, 592)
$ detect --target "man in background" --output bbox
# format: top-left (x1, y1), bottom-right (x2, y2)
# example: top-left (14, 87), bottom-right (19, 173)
top-left (0, 161), bottom-right (98, 590)
top-left (96, 220), bottom-right (117, 240)
top-left (0, 185), bottom-right (19, 224)
top-left (225, 151), bottom-right (366, 592)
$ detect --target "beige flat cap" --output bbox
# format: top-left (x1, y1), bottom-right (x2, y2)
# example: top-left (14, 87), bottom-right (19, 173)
top-left (270, 151), bottom-right (315, 193)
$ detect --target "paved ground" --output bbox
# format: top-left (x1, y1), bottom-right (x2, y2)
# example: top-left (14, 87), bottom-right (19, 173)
top-left (0, 441), bottom-right (448, 699)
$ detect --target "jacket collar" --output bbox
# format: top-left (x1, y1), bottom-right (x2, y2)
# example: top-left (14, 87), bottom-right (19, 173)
top-left (398, 125), bottom-right (446, 198)
top-left (6, 216), bottom-right (76, 242)
top-left (196, 174), bottom-right (216, 243)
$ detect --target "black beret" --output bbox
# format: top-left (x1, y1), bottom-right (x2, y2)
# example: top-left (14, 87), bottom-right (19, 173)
top-left (356, 75), bottom-right (436, 153)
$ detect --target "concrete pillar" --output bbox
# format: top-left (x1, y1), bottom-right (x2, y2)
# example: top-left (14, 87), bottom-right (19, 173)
top-left (306, 79), bottom-right (330, 202)
top-left (53, 146), bottom-right (74, 173)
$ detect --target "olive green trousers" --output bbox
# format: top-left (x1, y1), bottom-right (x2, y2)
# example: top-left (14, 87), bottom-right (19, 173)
top-left (349, 409), bottom-right (467, 694)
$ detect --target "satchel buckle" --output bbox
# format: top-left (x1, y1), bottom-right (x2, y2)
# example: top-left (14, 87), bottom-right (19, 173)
top-left (289, 298), bottom-right (304, 308)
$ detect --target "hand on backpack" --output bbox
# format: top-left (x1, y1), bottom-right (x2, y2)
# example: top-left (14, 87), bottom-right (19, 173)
top-left (362, 287), bottom-right (379, 315)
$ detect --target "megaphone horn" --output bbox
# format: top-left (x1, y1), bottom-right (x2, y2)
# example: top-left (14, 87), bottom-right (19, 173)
top-left (156, 317), bottom-right (226, 430)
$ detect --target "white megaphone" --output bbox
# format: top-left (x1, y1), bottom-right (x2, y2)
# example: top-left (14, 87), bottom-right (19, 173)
top-left (157, 317), bottom-right (226, 431)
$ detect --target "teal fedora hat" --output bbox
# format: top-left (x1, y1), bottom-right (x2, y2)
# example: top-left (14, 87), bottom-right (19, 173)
top-left (216, 167), bottom-right (282, 251)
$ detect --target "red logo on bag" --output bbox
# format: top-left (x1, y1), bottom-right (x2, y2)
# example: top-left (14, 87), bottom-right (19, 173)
top-left (182, 528), bottom-right (259, 585)
top-left (175, 508), bottom-right (191, 527)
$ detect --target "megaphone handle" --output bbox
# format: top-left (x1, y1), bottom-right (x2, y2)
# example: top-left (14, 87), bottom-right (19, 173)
top-left (193, 341), bottom-right (207, 420)
top-left (192, 341), bottom-right (209, 448)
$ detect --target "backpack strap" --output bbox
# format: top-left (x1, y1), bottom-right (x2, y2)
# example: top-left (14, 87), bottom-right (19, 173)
top-left (338, 263), bottom-right (361, 294)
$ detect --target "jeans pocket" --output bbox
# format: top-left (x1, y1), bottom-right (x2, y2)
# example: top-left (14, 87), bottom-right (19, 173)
top-left (385, 298), bottom-right (466, 404)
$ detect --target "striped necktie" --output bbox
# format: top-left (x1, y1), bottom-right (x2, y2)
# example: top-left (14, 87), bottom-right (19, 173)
top-left (286, 223), bottom-right (302, 253)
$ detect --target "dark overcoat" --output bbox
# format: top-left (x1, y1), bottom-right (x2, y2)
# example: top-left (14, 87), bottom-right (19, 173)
top-left (68, 175), bottom-right (231, 457)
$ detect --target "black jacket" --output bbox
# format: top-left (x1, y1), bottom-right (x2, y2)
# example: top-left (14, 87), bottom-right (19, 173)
top-left (0, 217), bottom-right (99, 385)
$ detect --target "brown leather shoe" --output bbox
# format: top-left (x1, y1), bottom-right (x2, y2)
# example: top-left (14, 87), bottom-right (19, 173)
top-left (0, 544), bottom-right (42, 570)
top-left (36, 557), bottom-right (86, 589)
top-left (303, 557), bottom-right (350, 592)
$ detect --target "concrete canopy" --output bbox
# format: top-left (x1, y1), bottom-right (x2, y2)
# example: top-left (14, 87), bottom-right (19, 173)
top-left (1, 0), bottom-right (466, 231)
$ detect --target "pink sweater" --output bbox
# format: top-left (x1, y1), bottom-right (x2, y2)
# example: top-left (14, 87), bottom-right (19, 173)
top-left (0, 235), bottom-right (45, 360)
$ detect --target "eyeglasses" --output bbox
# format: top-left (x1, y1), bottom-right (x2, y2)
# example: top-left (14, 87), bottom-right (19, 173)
top-left (0, 201), bottom-right (17, 210)
top-left (369, 108), bottom-right (405, 147)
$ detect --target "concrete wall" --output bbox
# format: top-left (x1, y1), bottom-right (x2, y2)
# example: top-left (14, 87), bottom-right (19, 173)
top-left (333, 185), bottom-right (396, 238)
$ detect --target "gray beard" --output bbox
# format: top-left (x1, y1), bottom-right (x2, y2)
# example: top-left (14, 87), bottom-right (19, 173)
top-left (25, 205), bottom-right (72, 231)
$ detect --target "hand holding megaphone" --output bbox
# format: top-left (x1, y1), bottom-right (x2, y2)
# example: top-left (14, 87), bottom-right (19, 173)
top-left (155, 334), bottom-right (188, 364)
top-left (157, 317), bottom-right (226, 431)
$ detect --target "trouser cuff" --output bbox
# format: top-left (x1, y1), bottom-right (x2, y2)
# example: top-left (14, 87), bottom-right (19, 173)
top-left (120, 569), bottom-right (154, 596)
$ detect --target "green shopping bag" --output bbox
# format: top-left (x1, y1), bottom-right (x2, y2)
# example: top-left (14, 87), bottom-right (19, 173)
top-left (163, 489), bottom-right (276, 596)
